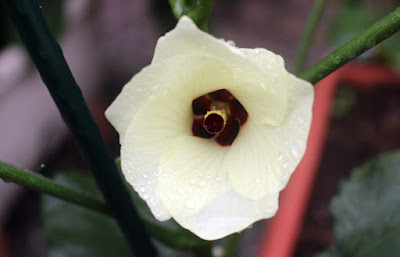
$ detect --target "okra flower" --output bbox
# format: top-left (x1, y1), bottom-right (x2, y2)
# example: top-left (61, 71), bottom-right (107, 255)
top-left (105, 16), bottom-right (313, 240)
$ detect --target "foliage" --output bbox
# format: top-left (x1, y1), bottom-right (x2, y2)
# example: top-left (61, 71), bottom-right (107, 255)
top-left (315, 150), bottom-right (400, 257)
top-left (328, 2), bottom-right (400, 68)
top-left (42, 170), bottom-right (186, 257)
top-left (169, 0), bottom-right (213, 30)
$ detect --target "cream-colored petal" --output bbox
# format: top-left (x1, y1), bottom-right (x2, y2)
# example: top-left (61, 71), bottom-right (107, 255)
top-left (121, 89), bottom-right (193, 221)
top-left (152, 16), bottom-right (289, 125)
top-left (153, 16), bottom-right (246, 65)
top-left (226, 119), bottom-right (281, 200)
top-left (188, 188), bottom-right (279, 240)
top-left (158, 136), bottom-right (231, 238)
top-left (227, 75), bottom-right (313, 200)
top-left (105, 55), bottom-right (234, 142)
top-left (230, 48), bottom-right (290, 126)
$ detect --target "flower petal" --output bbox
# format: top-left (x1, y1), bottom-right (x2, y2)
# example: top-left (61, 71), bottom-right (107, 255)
top-left (227, 76), bottom-right (314, 200)
top-left (153, 16), bottom-right (289, 126)
top-left (158, 136), bottom-right (231, 238)
top-left (106, 55), bottom-right (234, 141)
top-left (190, 189), bottom-right (279, 240)
top-left (121, 90), bottom-right (190, 220)
top-left (230, 48), bottom-right (290, 126)
top-left (119, 54), bottom-right (237, 220)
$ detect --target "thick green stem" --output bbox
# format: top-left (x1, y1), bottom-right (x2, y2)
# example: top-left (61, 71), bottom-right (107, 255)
top-left (291, 0), bottom-right (328, 75)
top-left (0, 161), bottom-right (206, 250)
top-left (300, 7), bottom-right (400, 84)
top-left (0, 162), bottom-right (108, 215)
top-left (0, 0), bottom-right (156, 256)
top-left (221, 234), bottom-right (240, 257)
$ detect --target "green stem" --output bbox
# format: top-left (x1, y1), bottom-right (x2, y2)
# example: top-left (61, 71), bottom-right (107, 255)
top-left (0, 0), bottom-right (156, 256)
top-left (0, 161), bottom-right (108, 215)
top-left (221, 233), bottom-right (240, 257)
top-left (193, 244), bottom-right (213, 257)
top-left (291, 0), bottom-right (328, 75)
top-left (300, 7), bottom-right (400, 84)
top-left (0, 161), bottom-right (206, 250)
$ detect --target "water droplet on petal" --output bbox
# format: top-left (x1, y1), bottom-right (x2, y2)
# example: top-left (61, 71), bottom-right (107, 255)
top-left (185, 200), bottom-right (196, 209)
top-left (139, 187), bottom-right (146, 192)
top-left (143, 173), bottom-right (148, 179)
top-left (290, 144), bottom-right (300, 157)
top-left (199, 181), bottom-right (206, 187)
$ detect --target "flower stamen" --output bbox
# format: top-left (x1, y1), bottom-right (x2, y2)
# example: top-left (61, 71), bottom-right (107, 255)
top-left (204, 110), bottom-right (226, 134)
top-left (191, 89), bottom-right (248, 146)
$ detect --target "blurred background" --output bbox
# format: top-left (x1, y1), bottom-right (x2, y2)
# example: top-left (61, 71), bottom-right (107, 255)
top-left (0, 0), bottom-right (399, 256)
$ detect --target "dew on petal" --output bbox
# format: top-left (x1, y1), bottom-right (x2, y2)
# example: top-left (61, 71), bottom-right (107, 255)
top-left (290, 144), bottom-right (300, 157)
top-left (185, 200), bottom-right (196, 209)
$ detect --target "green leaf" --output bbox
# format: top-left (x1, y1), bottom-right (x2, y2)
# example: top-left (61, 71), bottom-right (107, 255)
top-left (327, 4), bottom-right (381, 47)
top-left (42, 171), bottom-right (133, 257)
top-left (168, 0), bottom-right (214, 31)
top-left (115, 158), bottom-right (209, 250)
top-left (42, 170), bottom-right (207, 257)
top-left (316, 150), bottom-right (400, 257)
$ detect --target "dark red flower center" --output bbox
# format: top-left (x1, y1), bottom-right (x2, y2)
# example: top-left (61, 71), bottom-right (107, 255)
top-left (191, 89), bottom-right (248, 146)
top-left (204, 113), bottom-right (225, 134)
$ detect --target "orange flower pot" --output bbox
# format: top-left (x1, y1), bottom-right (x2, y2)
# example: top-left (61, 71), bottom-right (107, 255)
top-left (257, 63), bottom-right (400, 257)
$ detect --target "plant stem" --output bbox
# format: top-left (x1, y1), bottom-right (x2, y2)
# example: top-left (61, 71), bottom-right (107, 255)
top-left (221, 233), bottom-right (240, 257)
top-left (300, 7), bottom-right (400, 84)
top-left (291, 0), bottom-right (328, 75)
top-left (0, 0), bottom-right (157, 256)
top-left (0, 161), bottom-right (207, 250)
top-left (0, 162), bottom-right (109, 215)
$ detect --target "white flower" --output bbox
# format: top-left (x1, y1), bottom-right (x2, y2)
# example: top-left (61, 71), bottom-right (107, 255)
top-left (105, 16), bottom-right (314, 240)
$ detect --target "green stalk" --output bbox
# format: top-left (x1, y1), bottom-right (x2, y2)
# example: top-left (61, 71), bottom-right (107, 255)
top-left (221, 234), bottom-right (241, 257)
top-left (0, 161), bottom-right (108, 215)
top-left (0, 0), bottom-right (156, 256)
top-left (291, 0), bottom-right (328, 75)
top-left (300, 7), bottom-right (400, 84)
top-left (0, 161), bottom-right (207, 250)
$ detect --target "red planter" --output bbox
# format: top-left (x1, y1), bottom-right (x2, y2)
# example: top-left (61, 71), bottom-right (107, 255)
top-left (257, 63), bottom-right (400, 257)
